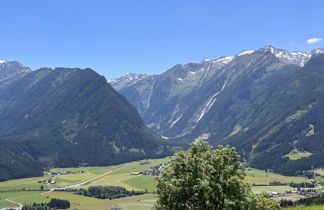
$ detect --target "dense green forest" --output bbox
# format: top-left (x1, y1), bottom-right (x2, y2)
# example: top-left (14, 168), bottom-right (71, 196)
top-left (74, 186), bottom-right (145, 199)
top-left (0, 68), bottom-right (170, 181)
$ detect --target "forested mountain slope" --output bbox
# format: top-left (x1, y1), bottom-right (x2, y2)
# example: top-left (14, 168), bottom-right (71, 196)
top-left (0, 67), bottom-right (169, 181)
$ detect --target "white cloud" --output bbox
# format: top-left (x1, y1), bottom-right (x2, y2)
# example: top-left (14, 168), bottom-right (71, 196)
top-left (306, 37), bottom-right (322, 44)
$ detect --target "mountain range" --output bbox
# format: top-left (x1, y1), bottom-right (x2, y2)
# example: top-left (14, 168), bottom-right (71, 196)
top-left (0, 62), bottom-right (170, 181)
top-left (110, 46), bottom-right (324, 175)
top-left (1, 45), bottom-right (324, 181)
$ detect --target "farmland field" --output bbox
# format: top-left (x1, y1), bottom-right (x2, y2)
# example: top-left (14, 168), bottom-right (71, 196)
top-left (0, 176), bottom-right (50, 191)
top-left (0, 191), bottom-right (50, 207)
top-left (291, 206), bottom-right (324, 210)
top-left (245, 168), bottom-right (309, 185)
top-left (252, 185), bottom-right (294, 193)
top-left (0, 157), bottom-right (318, 209)
top-left (47, 192), bottom-right (156, 210)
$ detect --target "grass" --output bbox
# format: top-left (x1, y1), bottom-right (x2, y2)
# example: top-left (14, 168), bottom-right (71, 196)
top-left (0, 177), bottom-right (50, 191)
top-left (83, 157), bottom-right (171, 192)
top-left (0, 156), bottom-right (316, 209)
top-left (46, 192), bottom-right (157, 210)
top-left (284, 150), bottom-right (312, 160)
top-left (291, 205), bottom-right (324, 210)
top-left (251, 185), bottom-right (294, 193)
top-left (123, 175), bottom-right (157, 192)
top-left (0, 191), bottom-right (50, 206)
top-left (51, 165), bottom-right (116, 175)
top-left (0, 190), bottom-right (157, 210)
top-left (315, 169), bottom-right (324, 176)
top-left (315, 176), bottom-right (324, 184)
top-left (47, 191), bottom-right (106, 208)
top-left (245, 168), bottom-right (309, 185)
top-left (110, 194), bottom-right (157, 210)
top-left (0, 199), bottom-right (18, 208)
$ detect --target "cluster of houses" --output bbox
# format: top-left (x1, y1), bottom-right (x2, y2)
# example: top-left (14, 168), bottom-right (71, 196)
top-left (50, 171), bottom-right (70, 176)
top-left (270, 185), bottom-right (323, 202)
top-left (37, 171), bottom-right (76, 185)
top-left (37, 179), bottom-right (56, 184)
top-left (130, 163), bottom-right (169, 176)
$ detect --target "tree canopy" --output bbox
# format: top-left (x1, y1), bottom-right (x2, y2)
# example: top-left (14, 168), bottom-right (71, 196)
top-left (155, 140), bottom-right (280, 210)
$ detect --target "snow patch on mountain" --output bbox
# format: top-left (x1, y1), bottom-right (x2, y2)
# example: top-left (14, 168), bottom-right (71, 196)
top-left (237, 50), bottom-right (255, 56)
top-left (0, 59), bottom-right (6, 64)
top-left (259, 46), bottom-right (313, 67)
top-left (195, 78), bottom-right (229, 123)
top-left (211, 56), bottom-right (234, 65)
top-left (108, 73), bottom-right (151, 90)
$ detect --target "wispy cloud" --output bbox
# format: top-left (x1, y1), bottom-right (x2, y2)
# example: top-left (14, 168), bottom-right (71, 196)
top-left (306, 37), bottom-right (322, 44)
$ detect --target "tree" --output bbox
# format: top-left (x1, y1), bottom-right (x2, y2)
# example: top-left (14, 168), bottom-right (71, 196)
top-left (155, 140), bottom-right (280, 210)
top-left (246, 193), bottom-right (281, 210)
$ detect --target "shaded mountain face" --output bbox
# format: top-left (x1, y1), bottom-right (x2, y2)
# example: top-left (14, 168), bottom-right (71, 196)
top-left (111, 46), bottom-right (324, 175)
top-left (0, 60), bottom-right (31, 81)
top-left (111, 46), bottom-right (322, 139)
top-left (0, 67), bottom-right (169, 181)
top-left (227, 54), bottom-right (324, 175)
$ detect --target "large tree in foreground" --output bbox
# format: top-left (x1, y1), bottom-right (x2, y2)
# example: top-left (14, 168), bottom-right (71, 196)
top-left (155, 140), bottom-right (280, 210)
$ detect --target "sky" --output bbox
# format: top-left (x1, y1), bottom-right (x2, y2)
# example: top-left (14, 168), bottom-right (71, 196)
top-left (0, 0), bottom-right (323, 78)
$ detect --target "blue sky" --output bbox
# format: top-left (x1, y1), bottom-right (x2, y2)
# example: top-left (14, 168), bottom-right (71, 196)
top-left (0, 0), bottom-right (323, 78)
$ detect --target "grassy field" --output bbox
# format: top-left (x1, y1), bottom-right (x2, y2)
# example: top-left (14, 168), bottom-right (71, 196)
top-left (245, 168), bottom-right (309, 185)
top-left (47, 192), bottom-right (157, 210)
top-left (0, 191), bottom-right (157, 210)
top-left (0, 199), bottom-right (18, 208)
top-left (123, 175), bottom-right (156, 192)
top-left (0, 176), bottom-right (50, 191)
top-left (252, 185), bottom-right (295, 193)
top-left (0, 191), bottom-right (50, 207)
top-left (0, 156), bottom-right (317, 209)
top-left (82, 157), bottom-right (170, 191)
top-left (284, 150), bottom-right (312, 160)
top-left (315, 169), bottom-right (324, 176)
top-left (291, 205), bottom-right (324, 210)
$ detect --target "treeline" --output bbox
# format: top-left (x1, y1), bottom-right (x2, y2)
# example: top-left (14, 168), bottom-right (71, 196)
top-left (251, 181), bottom-right (315, 188)
top-left (249, 138), bottom-right (324, 176)
top-left (0, 147), bottom-right (43, 181)
top-left (74, 186), bottom-right (145, 200)
top-left (290, 182), bottom-right (315, 188)
top-left (280, 194), bottom-right (324, 208)
top-left (22, 198), bottom-right (70, 210)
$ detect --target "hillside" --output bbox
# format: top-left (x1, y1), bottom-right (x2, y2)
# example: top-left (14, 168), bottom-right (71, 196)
top-left (227, 54), bottom-right (324, 175)
top-left (0, 67), bottom-right (169, 181)
top-left (111, 47), bottom-right (324, 175)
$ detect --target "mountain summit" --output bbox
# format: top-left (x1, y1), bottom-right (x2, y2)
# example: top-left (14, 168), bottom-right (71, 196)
top-left (0, 60), bottom-right (31, 80)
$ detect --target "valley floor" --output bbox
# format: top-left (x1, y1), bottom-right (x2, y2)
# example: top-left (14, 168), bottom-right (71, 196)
top-left (0, 157), bottom-right (323, 209)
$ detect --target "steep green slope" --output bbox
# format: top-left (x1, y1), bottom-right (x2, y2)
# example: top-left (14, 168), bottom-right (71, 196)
top-left (117, 47), bottom-right (301, 139)
top-left (0, 68), bottom-right (169, 181)
top-left (0, 147), bottom-right (43, 181)
top-left (113, 47), bottom-right (324, 175)
top-left (224, 54), bottom-right (324, 175)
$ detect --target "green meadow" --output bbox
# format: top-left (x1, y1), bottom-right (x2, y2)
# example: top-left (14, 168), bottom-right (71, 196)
top-left (245, 168), bottom-right (309, 185)
top-left (0, 156), bottom-right (319, 209)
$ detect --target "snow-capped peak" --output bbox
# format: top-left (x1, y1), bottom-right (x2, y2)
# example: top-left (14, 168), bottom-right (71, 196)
top-left (259, 46), bottom-right (311, 67)
top-left (202, 56), bottom-right (234, 67)
top-left (237, 50), bottom-right (255, 56)
top-left (0, 59), bottom-right (6, 64)
top-left (211, 56), bottom-right (234, 65)
top-left (108, 72), bottom-right (151, 90)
